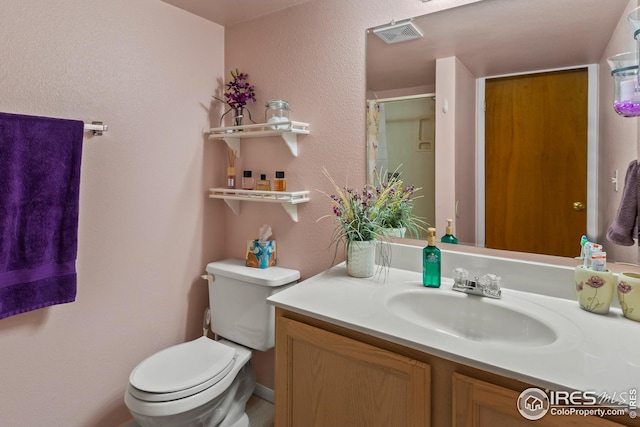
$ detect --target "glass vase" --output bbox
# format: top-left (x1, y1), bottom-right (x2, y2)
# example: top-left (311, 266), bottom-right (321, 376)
top-left (233, 107), bottom-right (244, 129)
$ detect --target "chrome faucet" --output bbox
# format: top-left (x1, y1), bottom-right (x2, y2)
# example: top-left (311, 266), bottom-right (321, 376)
top-left (452, 268), bottom-right (502, 299)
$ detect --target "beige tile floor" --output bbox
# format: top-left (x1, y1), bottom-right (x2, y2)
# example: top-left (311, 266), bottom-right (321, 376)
top-left (246, 395), bottom-right (274, 427)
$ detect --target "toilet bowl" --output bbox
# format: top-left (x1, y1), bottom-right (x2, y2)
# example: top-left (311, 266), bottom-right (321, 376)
top-left (124, 259), bottom-right (300, 427)
top-left (125, 338), bottom-right (254, 427)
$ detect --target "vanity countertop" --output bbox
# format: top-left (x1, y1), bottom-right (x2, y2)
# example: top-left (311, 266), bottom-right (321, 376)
top-left (267, 263), bottom-right (640, 400)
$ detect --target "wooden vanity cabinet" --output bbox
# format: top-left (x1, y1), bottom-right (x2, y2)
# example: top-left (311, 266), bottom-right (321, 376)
top-left (274, 312), bottom-right (431, 427)
top-left (274, 308), bottom-right (639, 427)
top-left (453, 373), bottom-right (632, 427)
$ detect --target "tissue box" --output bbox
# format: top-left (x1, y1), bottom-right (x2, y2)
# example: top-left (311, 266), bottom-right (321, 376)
top-left (246, 240), bottom-right (276, 268)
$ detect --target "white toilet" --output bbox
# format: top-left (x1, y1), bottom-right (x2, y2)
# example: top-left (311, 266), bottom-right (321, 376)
top-left (124, 258), bottom-right (299, 427)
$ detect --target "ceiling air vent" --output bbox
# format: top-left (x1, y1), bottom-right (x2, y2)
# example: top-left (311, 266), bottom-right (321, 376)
top-left (373, 19), bottom-right (423, 44)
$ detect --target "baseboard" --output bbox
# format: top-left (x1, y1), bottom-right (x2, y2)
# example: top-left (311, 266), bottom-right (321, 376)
top-left (254, 383), bottom-right (274, 403)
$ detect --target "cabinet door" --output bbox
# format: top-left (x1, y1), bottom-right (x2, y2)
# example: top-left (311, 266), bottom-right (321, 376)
top-left (275, 317), bottom-right (431, 427)
top-left (453, 373), bottom-right (626, 427)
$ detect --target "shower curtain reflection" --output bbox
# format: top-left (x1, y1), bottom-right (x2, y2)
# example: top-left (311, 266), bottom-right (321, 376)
top-left (367, 95), bottom-right (436, 236)
top-left (366, 100), bottom-right (387, 180)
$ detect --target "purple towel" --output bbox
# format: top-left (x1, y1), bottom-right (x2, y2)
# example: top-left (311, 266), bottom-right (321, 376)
top-left (0, 112), bottom-right (84, 319)
top-left (606, 160), bottom-right (639, 246)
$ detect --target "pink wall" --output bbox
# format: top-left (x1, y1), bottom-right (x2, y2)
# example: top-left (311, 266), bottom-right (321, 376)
top-left (435, 57), bottom-right (458, 232)
top-left (0, 1), bottom-right (224, 426)
top-left (433, 56), bottom-right (476, 245)
top-left (453, 58), bottom-right (477, 245)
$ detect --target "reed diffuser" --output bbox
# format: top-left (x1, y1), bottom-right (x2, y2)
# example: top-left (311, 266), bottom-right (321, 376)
top-left (226, 147), bottom-right (237, 189)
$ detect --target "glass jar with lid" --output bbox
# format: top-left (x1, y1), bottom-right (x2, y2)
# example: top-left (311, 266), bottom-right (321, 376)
top-left (265, 99), bottom-right (291, 129)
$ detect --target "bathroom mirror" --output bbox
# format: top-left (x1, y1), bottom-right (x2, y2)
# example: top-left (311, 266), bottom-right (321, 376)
top-left (366, 0), bottom-right (637, 262)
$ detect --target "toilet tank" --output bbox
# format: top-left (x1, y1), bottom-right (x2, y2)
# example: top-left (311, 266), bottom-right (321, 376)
top-left (205, 259), bottom-right (299, 351)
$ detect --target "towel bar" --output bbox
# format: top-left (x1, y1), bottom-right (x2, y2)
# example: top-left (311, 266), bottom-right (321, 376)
top-left (84, 121), bottom-right (108, 136)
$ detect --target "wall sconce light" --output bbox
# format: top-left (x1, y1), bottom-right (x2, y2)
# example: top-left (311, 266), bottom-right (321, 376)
top-left (607, 7), bottom-right (640, 117)
top-left (607, 52), bottom-right (640, 117)
top-left (629, 6), bottom-right (640, 43)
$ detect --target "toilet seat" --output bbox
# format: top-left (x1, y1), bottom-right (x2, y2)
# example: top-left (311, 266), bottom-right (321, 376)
top-left (129, 336), bottom-right (237, 402)
top-left (125, 340), bottom-right (252, 418)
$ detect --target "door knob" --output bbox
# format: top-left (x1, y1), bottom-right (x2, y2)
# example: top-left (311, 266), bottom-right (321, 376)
top-left (573, 201), bottom-right (586, 211)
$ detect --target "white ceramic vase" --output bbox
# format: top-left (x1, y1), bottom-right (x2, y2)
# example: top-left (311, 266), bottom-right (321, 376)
top-left (574, 266), bottom-right (614, 315)
top-left (381, 227), bottom-right (406, 238)
top-left (346, 240), bottom-right (377, 278)
top-left (617, 272), bottom-right (640, 322)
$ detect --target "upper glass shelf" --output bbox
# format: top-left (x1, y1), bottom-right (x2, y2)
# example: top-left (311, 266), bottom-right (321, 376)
top-left (208, 121), bottom-right (310, 157)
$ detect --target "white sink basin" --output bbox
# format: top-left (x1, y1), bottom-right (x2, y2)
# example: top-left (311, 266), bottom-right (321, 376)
top-left (385, 289), bottom-right (558, 347)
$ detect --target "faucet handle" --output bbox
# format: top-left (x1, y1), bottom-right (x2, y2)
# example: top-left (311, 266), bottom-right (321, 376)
top-left (479, 274), bottom-right (502, 298)
top-left (452, 268), bottom-right (469, 289)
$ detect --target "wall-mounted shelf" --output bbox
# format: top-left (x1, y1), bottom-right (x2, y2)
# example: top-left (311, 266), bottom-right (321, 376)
top-left (209, 188), bottom-right (310, 222)
top-left (208, 121), bottom-right (309, 157)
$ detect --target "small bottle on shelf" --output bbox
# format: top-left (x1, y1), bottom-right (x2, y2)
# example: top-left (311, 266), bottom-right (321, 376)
top-left (242, 171), bottom-right (255, 190)
top-left (274, 171), bottom-right (287, 191)
top-left (256, 174), bottom-right (271, 191)
top-left (441, 219), bottom-right (459, 244)
top-left (422, 227), bottom-right (441, 288)
top-left (227, 167), bottom-right (236, 189)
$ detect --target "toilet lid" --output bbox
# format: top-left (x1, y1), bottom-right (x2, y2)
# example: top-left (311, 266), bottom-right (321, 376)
top-left (129, 337), bottom-right (237, 396)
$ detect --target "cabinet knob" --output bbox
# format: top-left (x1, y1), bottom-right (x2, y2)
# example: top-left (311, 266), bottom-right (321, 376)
top-left (573, 202), bottom-right (585, 211)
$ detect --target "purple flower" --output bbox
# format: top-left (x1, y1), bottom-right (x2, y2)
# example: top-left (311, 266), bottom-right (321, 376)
top-left (586, 276), bottom-right (605, 289)
top-left (333, 206), bottom-right (342, 217)
top-left (576, 281), bottom-right (584, 292)
top-left (618, 281), bottom-right (632, 294)
top-left (221, 69), bottom-right (256, 110)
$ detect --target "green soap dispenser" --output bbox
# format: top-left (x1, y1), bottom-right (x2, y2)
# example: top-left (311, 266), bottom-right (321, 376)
top-left (423, 227), bottom-right (441, 288)
top-left (441, 219), bottom-right (458, 244)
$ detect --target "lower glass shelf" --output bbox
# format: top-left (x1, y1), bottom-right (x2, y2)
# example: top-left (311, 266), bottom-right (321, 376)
top-left (208, 188), bottom-right (310, 222)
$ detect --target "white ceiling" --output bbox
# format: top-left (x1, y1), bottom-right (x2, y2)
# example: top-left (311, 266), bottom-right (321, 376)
top-left (159, 0), bottom-right (312, 26)
top-left (367, 0), bottom-right (631, 92)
